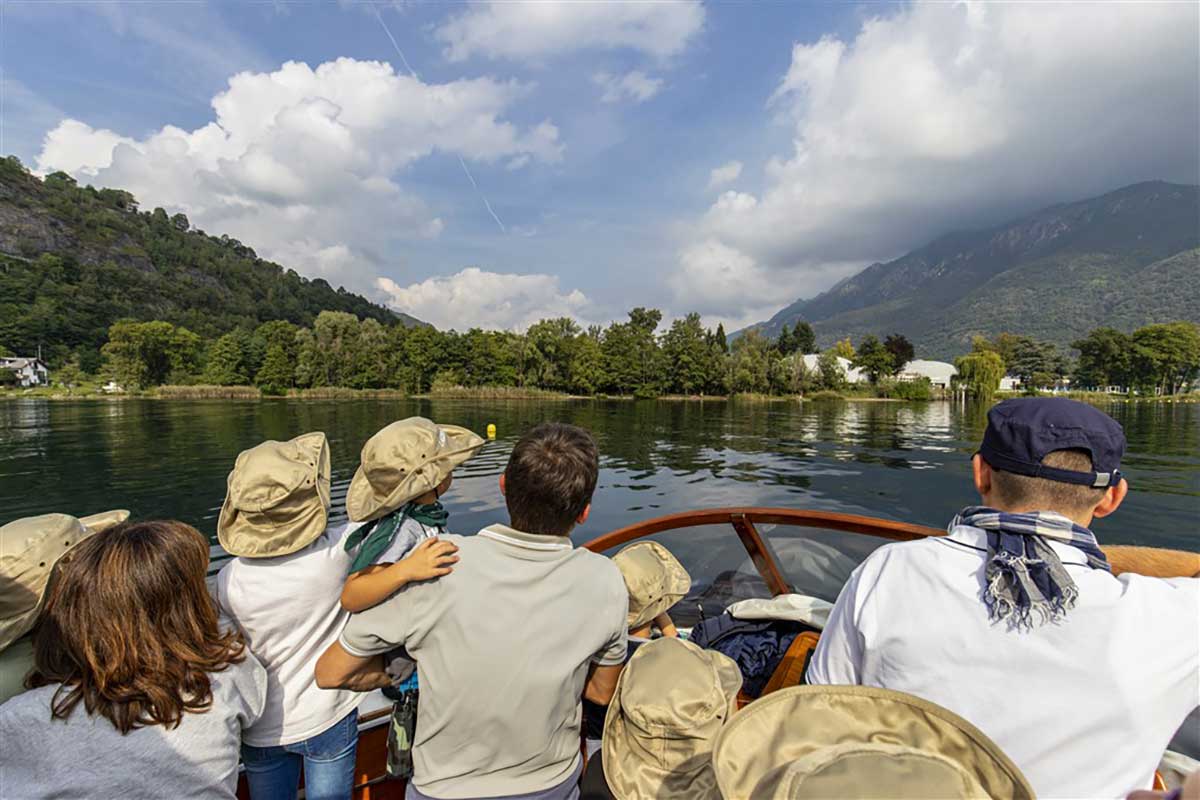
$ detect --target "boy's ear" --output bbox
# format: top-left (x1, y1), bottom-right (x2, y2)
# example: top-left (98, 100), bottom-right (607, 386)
top-left (498, 473), bottom-right (506, 496)
top-left (1092, 478), bottom-right (1128, 520)
top-left (972, 454), bottom-right (992, 498)
top-left (576, 503), bottom-right (591, 525)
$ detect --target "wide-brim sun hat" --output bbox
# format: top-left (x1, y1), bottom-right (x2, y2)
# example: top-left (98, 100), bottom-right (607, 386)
top-left (218, 431), bottom-right (331, 558)
top-left (613, 541), bottom-right (692, 630)
top-left (347, 417), bottom-right (484, 523)
top-left (603, 637), bottom-right (742, 800)
top-left (0, 509), bottom-right (130, 651)
top-left (711, 685), bottom-right (1035, 800)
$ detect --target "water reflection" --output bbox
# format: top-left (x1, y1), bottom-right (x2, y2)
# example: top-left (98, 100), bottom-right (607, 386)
top-left (0, 398), bottom-right (1195, 551)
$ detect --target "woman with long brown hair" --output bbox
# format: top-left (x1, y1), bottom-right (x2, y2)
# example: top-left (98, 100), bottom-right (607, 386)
top-left (0, 519), bottom-right (267, 799)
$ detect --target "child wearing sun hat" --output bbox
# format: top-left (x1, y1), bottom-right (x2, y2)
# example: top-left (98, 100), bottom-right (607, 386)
top-left (340, 417), bottom-right (485, 614)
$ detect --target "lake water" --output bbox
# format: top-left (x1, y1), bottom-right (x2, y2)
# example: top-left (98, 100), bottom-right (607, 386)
top-left (2, 398), bottom-right (1196, 558)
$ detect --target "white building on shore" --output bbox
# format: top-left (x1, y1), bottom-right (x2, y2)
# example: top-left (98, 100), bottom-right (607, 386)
top-left (0, 356), bottom-right (49, 387)
top-left (799, 354), bottom-right (865, 385)
top-left (897, 359), bottom-right (957, 389)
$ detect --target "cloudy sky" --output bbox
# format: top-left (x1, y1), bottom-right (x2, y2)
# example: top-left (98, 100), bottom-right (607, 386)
top-left (6, 1), bottom-right (1198, 331)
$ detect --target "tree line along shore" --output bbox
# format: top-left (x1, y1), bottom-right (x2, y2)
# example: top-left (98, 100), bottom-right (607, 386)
top-left (3, 308), bottom-right (1197, 403)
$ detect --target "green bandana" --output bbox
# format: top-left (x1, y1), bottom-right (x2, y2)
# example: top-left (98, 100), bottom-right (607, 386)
top-left (345, 501), bottom-right (449, 574)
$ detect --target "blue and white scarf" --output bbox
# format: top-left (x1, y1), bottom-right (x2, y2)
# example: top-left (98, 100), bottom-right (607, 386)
top-left (952, 506), bottom-right (1110, 630)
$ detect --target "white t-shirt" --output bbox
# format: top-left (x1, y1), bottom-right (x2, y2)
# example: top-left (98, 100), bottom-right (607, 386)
top-left (807, 524), bottom-right (1200, 800)
top-left (217, 521), bottom-right (366, 747)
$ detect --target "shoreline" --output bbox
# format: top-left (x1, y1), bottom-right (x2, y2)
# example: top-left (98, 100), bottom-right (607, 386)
top-left (4, 385), bottom-right (1197, 405)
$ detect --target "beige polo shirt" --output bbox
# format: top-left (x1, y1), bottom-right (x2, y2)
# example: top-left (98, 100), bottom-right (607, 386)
top-left (339, 524), bottom-right (628, 800)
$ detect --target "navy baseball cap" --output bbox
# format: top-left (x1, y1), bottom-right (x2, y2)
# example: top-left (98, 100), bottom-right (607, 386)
top-left (978, 398), bottom-right (1125, 488)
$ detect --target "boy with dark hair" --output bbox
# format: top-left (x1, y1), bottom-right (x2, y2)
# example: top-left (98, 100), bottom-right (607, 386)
top-left (808, 398), bottom-right (1199, 800)
top-left (318, 422), bottom-right (627, 800)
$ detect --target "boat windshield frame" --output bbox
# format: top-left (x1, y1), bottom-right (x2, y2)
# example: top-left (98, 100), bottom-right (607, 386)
top-left (582, 507), bottom-right (943, 596)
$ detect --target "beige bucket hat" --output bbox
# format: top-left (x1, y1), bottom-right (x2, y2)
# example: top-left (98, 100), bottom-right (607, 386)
top-left (613, 541), bottom-right (692, 630)
top-left (347, 417), bottom-right (484, 523)
top-left (712, 685), bottom-right (1035, 800)
top-left (218, 432), bottom-right (331, 558)
top-left (602, 637), bottom-right (742, 800)
top-left (0, 509), bottom-right (130, 651)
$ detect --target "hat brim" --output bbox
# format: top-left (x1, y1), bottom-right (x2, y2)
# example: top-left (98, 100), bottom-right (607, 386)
top-left (711, 686), bottom-right (1034, 800)
top-left (217, 432), bottom-right (331, 558)
top-left (347, 424), bottom-right (484, 523)
top-left (603, 643), bottom-right (740, 799)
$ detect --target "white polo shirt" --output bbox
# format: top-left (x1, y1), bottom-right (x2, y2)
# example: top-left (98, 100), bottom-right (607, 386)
top-left (807, 523), bottom-right (1200, 800)
top-left (340, 524), bottom-right (628, 800)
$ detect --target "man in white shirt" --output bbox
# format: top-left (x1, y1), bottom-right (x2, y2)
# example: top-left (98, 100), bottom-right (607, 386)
top-left (808, 398), bottom-right (1199, 800)
top-left (318, 423), bottom-right (628, 800)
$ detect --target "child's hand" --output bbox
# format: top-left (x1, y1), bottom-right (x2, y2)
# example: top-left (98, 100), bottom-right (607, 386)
top-left (400, 537), bottom-right (459, 582)
top-left (654, 612), bottom-right (679, 638)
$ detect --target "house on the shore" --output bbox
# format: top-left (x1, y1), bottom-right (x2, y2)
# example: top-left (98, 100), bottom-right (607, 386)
top-left (0, 356), bottom-right (49, 387)
top-left (897, 359), bottom-right (957, 389)
top-left (799, 354), bottom-right (865, 385)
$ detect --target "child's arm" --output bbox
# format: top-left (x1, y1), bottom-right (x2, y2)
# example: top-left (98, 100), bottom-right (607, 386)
top-left (654, 612), bottom-right (679, 638)
top-left (341, 538), bottom-right (460, 613)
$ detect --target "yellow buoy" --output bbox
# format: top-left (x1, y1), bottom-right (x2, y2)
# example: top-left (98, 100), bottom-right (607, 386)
top-left (487, 423), bottom-right (497, 439)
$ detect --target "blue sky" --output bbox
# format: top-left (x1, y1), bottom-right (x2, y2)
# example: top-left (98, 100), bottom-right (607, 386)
top-left (4, 1), bottom-right (1198, 333)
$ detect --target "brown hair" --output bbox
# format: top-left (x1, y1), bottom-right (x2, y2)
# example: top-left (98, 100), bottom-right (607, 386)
top-left (989, 449), bottom-right (1108, 517)
top-left (504, 423), bottom-right (600, 535)
top-left (28, 520), bottom-right (245, 733)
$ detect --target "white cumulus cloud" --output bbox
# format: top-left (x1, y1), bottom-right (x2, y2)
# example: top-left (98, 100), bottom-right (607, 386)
top-left (707, 160), bottom-right (742, 189)
top-left (35, 58), bottom-right (563, 289)
top-left (435, 1), bottom-right (705, 62)
top-left (673, 1), bottom-right (1200, 325)
top-left (376, 267), bottom-right (591, 331)
top-left (593, 71), bottom-right (664, 104)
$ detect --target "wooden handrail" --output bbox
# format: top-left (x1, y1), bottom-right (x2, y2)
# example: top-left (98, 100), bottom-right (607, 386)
top-left (583, 507), bottom-right (943, 598)
top-left (584, 507), bottom-right (943, 553)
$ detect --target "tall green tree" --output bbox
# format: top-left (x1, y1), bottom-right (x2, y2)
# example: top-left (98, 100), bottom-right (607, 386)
top-left (792, 321), bottom-right (816, 355)
top-left (203, 331), bottom-right (251, 385)
top-left (256, 343), bottom-right (294, 394)
top-left (569, 328), bottom-right (605, 395)
top-left (776, 325), bottom-right (796, 356)
top-left (729, 329), bottom-right (772, 393)
top-left (954, 350), bottom-right (1005, 401)
top-left (101, 320), bottom-right (201, 388)
top-left (852, 335), bottom-right (894, 385)
top-left (816, 351), bottom-right (848, 391)
top-left (1131, 322), bottom-right (1200, 395)
top-left (661, 313), bottom-right (710, 394)
top-left (1072, 328), bottom-right (1132, 390)
top-left (883, 334), bottom-right (915, 375)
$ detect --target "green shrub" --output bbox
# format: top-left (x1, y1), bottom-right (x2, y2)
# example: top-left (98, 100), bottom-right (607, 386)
top-left (807, 390), bottom-right (845, 402)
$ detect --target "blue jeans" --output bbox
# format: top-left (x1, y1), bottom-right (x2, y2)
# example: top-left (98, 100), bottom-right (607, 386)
top-left (242, 710), bottom-right (359, 800)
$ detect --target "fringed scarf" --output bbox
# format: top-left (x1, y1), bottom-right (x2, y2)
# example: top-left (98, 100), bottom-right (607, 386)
top-left (345, 500), bottom-right (448, 574)
top-left (952, 506), bottom-right (1110, 630)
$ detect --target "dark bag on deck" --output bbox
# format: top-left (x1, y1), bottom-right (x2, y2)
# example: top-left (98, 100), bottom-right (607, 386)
top-left (689, 612), bottom-right (807, 698)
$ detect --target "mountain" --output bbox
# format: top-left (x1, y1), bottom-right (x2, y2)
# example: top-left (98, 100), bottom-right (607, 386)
top-left (0, 157), bottom-right (424, 365)
top-left (744, 181), bottom-right (1200, 359)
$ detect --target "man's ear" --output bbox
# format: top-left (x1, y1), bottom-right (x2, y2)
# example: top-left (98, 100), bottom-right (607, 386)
top-left (1092, 477), bottom-right (1128, 519)
top-left (498, 473), bottom-right (506, 496)
top-left (576, 503), bottom-right (591, 525)
top-left (972, 454), bottom-right (992, 498)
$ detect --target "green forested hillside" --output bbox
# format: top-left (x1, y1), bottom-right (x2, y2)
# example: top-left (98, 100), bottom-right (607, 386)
top-left (0, 157), bottom-right (420, 368)
top-left (746, 182), bottom-right (1200, 358)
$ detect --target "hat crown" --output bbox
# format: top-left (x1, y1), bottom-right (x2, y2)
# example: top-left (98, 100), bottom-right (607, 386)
top-left (613, 541), bottom-right (691, 630)
top-left (360, 418), bottom-right (444, 489)
top-left (621, 639), bottom-right (728, 734)
top-left (229, 438), bottom-right (322, 511)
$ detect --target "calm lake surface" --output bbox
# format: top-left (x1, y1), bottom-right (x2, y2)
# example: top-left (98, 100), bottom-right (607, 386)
top-left (1, 398), bottom-right (1196, 559)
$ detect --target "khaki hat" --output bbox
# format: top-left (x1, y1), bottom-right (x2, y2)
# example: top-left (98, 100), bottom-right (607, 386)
top-left (712, 686), bottom-right (1035, 800)
top-left (613, 541), bottom-right (691, 630)
top-left (218, 432), bottom-right (331, 558)
top-left (347, 418), bottom-right (484, 523)
top-left (0, 509), bottom-right (130, 651)
top-left (603, 637), bottom-right (742, 800)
